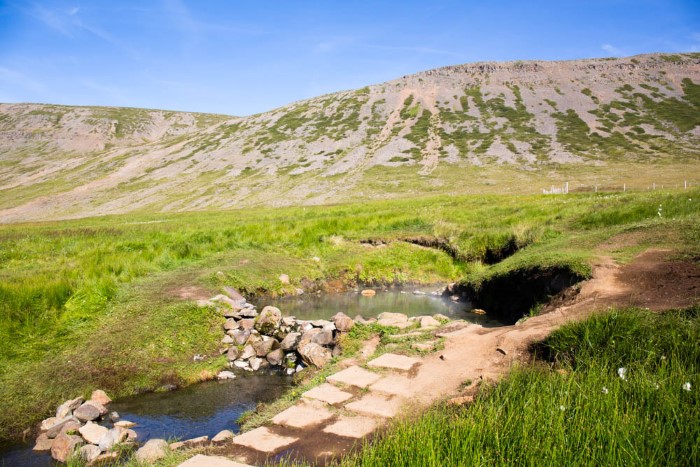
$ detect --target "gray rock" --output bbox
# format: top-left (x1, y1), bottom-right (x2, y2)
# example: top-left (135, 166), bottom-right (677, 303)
top-left (134, 438), bottom-right (169, 463)
top-left (282, 316), bottom-right (297, 327)
top-left (377, 312), bottom-right (410, 328)
top-left (221, 335), bottom-right (234, 345)
top-left (98, 427), bottom-right (124, 451)
top-left (253, 338), bottom-right (279, 357)
top-left (239, 318), bottom-right (256, 330)
top-left (233, 360), bottom-right (249, 369)
top-left (240, 344), bottom-right (256, 360)
top-left (78, 421), bottom-right (108, 444)
top-left (55, 396), bottom-right (84, 419)
top-left (238, 308), bottom-right (258, 318)
top-left (255, 306), bottom-right (282, 334)
top-left (280, 332), bottom-right (301, 350)
top-left (266, 348), bottom-right (285, 366)
top-left (310, 319), bottom-right (333, 328)
top-left (249, 357), bottom-right (263, 371)
top-left (45, 416), bottom-right (80, 439)
top-left (223, 318), bottom-right (239, 331)
top-left (51, 433), bottom-right (84, 463)
top-left (217, 370), bottom-right (236, 380)
top-left (310, 328), bottom-right (334, 346)
top-left (33, 433), bottom-right (53, 452)
top-left (223, 286), bottom-right (245, 302)
top-left (298, 342), bottom-right (332, 368)
top-left (74, 401), bottom-right (107, 422)
top-left (226, 346), bottom-right (241, 361)
top-left (231, 329), bottom-right (250, 345)
top-left (279, 274), bottom-right (290, 284)
top-left (124, 429), bottom-right (138, 443)
top-left (79, 444), bottom-right (101, 462)
top-left (331, 312), bottom-right (354, 332)
top-left (109, 411), bottom-right (120, 422)
top-left (211, 429), bottom-right (233, 445)
top-left (90, 389), bottom-right (112, 406)
top-left (419, 316), bottom-right (441, 328)
top-left (114, 420), bottom-right (136, 428)
top-left (40, 417), bottom-right (61, 432)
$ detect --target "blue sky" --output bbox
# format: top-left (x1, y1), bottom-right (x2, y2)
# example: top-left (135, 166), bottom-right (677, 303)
top-left (1, 0), bottom-right (699, 116)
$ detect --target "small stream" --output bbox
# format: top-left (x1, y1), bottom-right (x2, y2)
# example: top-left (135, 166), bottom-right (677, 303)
top-left (1, 286), bottom-right (501, 466)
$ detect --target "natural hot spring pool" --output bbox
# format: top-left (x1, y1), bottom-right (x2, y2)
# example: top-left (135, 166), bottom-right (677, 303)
top-left (0, 287), bottom-right (501, 465)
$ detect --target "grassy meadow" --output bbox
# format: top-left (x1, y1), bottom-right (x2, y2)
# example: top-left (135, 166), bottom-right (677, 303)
top-left (342, 307), bottom-right (700, 466)
top-left (1, 188), bottom-right (699, 442)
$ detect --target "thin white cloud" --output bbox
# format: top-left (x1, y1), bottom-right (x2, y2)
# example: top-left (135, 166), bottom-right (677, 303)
top-left (0, 66), bottom-right (46, 93)
top-left (601, 43), bottom-right (624, 56)
top-left (367, 44), bottom-right (465, 59)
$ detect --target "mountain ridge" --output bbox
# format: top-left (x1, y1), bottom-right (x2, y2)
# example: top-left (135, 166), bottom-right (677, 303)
top-left (1, 52), bottom-right (700, 222)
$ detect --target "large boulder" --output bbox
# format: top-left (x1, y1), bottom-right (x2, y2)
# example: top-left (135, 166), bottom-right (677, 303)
top-left (298, 342), bottom-right (332, 368)
top-left (223, 318), bottom-right (239, 331)
top-left (51, 433), bottom-right (84, 462)
top-left (266, 348), bottom-right (285, 366)
top-left (55, 396), bottom-right (84, 419)
top-left (240, 344), bottom-right (256, 360)
top-left (74, 401), bottom-right (107, 422)
top-left (255, 306), bottom-right (282, 334)
top-left (78, 421), bottom-right (108, 444)
top-left (231, 329), bottom-right (250, 345)
top-left (90, 390), bottom-right (112, 406)
top-left (253, 338), bottom-right (279, 357)
top-left (45, 416), bottom-right (80, 439)
top-left (226, 346), bottom-right (241, 361)
top-left (280, 332), bottom-right (301, 350)
top-left (239, 318), bottom-right (256, 330)
top-left (134, 438), bottom-right (170, 463)
top-left (331, 312), bottom-right (355, 332)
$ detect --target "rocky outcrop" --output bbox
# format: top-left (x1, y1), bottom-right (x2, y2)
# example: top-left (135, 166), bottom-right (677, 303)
top-left (36, 389), bottom-right (136, 462)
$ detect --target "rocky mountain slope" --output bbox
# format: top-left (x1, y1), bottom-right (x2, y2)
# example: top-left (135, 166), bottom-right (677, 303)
top-left (1, 52), bottom-right (700, 222)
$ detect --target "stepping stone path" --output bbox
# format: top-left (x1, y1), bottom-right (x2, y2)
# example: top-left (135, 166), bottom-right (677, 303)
top-left (225, 353), bottom-right (426, 465)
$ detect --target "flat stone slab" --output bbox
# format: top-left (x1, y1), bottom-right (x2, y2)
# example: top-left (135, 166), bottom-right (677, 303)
top-left (327, 365), bottom-right (381, 388)
top-left (272, 402), bottom-right (334, 429)
top-left (367, 353), bottom-right (421, 372)
top-left (302, 383), bottom-right (353, 405)
top-left (232, 427), bottom-right (298, 454)
top-left (369, 375), bottom-right (415, 397)
top-left (179, 454), bottom-right (253, 467)
top-left (345, 394), bottom-right (404, 418)
top-left (322, 415), bottom-right (378, 439)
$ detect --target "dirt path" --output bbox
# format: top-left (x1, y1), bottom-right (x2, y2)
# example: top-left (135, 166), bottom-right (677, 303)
top-left (200, 249), bottom-right (699, 466)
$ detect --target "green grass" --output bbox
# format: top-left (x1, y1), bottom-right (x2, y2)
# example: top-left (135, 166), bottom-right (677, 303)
top-left (0, 189), bottom-right (699, 440)
top-left (342, 307), bottom-right (700, 466)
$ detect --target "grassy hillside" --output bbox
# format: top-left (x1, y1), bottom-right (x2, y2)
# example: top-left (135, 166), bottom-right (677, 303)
top-left (1, 53), bottom-right (700, 222)
top-left (1, 188), bottom-right (699, 440)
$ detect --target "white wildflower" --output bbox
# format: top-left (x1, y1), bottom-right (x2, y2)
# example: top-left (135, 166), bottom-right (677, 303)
top-left (618, 367), bottom-right (627, 381)
top-left (559, 405), bottom-right (566, 411)
top-left (682, 382), bottom-right (691, 392)
top-left (602, 387), bottom-right (609, 394)
top-left (653, 383), bottom-right (659, 390)
top-left (661, 355), bottom-right (666, 361)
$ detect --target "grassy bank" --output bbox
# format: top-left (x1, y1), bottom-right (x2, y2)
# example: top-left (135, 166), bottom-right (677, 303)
top-left (342, 307), bottom-right (700, 466)
top-left (1, 189), bottom-right (699, 440)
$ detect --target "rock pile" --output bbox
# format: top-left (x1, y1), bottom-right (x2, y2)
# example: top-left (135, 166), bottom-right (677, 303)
top-left (209, 289), bottom-right (355, 373)
top-left (35, 390), bottom-right (137, 463)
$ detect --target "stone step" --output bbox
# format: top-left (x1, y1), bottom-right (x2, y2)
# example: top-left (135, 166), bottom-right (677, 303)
top-left (322, 415), bottom-right (379, 439)
top-left (231, 427), bottom-right (298, 454)
top-left (327, 365), bottom-right (381, 388)
top-left (344, 394), bottom-right (404, 418)
top-left (302, 383), bottom-right (353, 405)
top-left (367, 353), bottom-right (421, 372)
top-left (271, 401), bottom-right (334, 429)
top-left (369, 375), bottom-right (416, 397)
